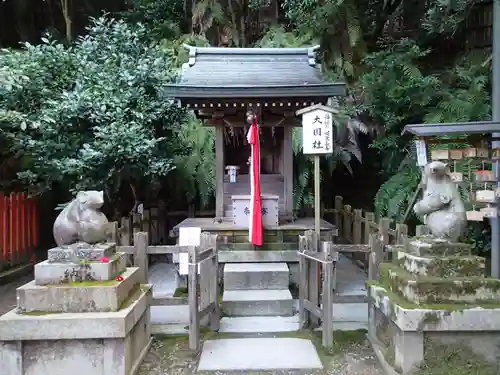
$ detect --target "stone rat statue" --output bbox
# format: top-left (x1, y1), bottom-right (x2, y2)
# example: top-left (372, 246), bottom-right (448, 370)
top-left (413, 161), bottom-right (467, 241)
top-left (53, 190), bottom-right (109, 247)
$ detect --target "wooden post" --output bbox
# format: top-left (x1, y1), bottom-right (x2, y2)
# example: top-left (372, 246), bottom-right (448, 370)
top-left (106, 221), bottom-right (119, 243)
top-left (133, 232), bottom-right (149, 284)
top-left (343, 205), bottom-right (352, 243)
top-left (215, 124), bottom-right (224, 219)
top-left (150, 207), bottom-right (159, 245)
top-left (364, 212), bottom-right (375, 244)
top-left (334, 196), bottom-right (343, 235)
top-left (306, 230), bottom-right (319, 327)
top-left (378, 217), bottom-right (391, 246)
top-left (188, 244), bottom-right (200, 351)
top-left (314, 155), bottom-right (321, 237)
top-left (321, 241), bottom-right (334, 348)
top-left (199, 232), bottom-right (216, 327)
top-left (416, 225), bottom-right (429, 236)
top-left (352, 209), bottom-right (363, 244)
top-left (120, 216), bottom-right (131, 246)
top-left (211, 242), bottom-right (220, 332)
top-left (395, 223), bottom-right (408, 245)
top-left (132, 213), bottom-right (142, 239)
top-left (283, 125), bottom-right (294, 218)
top-left (298, 234), bottom-right (309, 327)
top-left (368, 233), bottom-right (384, 282)
top-left (141, 209), bottom-right (150, 243)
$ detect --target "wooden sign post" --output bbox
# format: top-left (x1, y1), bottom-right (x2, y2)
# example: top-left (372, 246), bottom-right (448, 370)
top-left (296, 104), bottom-right (336, 237)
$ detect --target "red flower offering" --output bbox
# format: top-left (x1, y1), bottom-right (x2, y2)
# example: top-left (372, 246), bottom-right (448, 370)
top-left (115, 275), bottom-right (124, 282)
top-left (100, 257), bottom-right (109, 263)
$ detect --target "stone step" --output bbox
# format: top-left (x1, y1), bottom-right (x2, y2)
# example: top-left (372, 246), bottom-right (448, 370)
top-left (224, 263), bottom-right (289, 290)
top-left (222, 289), bottom-right (293, 316)
top-left (219, 315), bottom-right (300, 333)
top-left (198, 337), bottom-right (323, 371)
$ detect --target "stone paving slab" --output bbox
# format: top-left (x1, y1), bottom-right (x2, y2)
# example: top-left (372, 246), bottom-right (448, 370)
top-left (197, 337), bottom-right (323, 371)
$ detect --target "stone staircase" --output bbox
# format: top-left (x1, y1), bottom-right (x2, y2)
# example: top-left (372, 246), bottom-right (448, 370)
top-left (221, 263), bottom-right (294, 320)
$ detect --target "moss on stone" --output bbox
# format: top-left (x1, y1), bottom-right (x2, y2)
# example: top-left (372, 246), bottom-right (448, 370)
top-left (173, 286), bottom-right (200, 297)
top-left (417, 340), bottom-right (497, 375)
top-left (406, 239), bottom-right (471, 257)
top-left (368, 281), bottom-right (500, 311)
top-left (20, 311), bottom-right (61, 316)
top-left (417, 312), bottom-right (441, 331)
top-left (47, 279), bottom-right (119, 287)
top-left (119, 284), bottom-right (148, 310)
top-left (380, 262), bottom-right (500, 305)
top-left (406, 255), bottom-right (486, 278)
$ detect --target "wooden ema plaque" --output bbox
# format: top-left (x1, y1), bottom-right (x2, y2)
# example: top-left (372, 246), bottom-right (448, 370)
top-left (476, 190), bottom-right (496, 203)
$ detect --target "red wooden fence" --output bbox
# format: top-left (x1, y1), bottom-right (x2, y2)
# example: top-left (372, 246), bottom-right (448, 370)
top-left (0, 192), bottom-right (39, 271)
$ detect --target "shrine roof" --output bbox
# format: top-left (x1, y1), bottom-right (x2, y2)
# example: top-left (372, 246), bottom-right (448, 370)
top-left (162, 45), bottom-right (345, 100)
top-left (402, 121), bottom-right (500, 136)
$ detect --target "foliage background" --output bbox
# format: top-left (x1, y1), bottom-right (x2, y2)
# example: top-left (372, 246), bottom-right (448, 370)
top-left (0, 0), bottom-right (494, 254)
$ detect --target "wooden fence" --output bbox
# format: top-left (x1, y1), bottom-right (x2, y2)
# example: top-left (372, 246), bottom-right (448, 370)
top-left (298, 229), bottom-right (385, 347)
top-left (108, 223), bottom-right (219, 351)
top-left (324, 195), bottom-right (411, 266)
top-left (0, 192), bottom-right (39, 271)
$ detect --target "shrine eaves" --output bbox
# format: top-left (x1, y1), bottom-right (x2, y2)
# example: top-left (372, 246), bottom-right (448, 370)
top-left (162, 44), bottom-right (346, 110)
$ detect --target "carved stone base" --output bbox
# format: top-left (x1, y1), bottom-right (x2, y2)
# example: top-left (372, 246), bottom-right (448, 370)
top-left (17, 267), bottom-right (140, 313)
top-left (47, 242), bottom-right (116, 263)
top-left (405, 238), bottom-right (471, 257)
top-left (395, 250), bottom-right (486, 278)
top-left (34, 252), bottom-right (127, 285)
top-left (380, 263), bottom-right (500, 305)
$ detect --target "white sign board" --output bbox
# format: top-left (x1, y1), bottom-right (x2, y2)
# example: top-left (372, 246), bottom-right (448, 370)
top-left (301, 109), bottom-right (334, 155)
top-left (414, 139), bottom-right (428, 166)
top-left (178, 227), bottom-right (201, 275)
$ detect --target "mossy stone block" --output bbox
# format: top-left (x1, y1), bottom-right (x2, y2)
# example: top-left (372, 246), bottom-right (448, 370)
top-left (405, 238), bottom-right (471, 257)
top-left (396, 251), bottom-right (486, 278)
top-left (380, 263), bottom-right (500, 305)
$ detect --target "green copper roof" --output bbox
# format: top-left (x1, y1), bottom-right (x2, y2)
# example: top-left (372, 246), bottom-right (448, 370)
top-left (163, 45), bottom-right (345, 99)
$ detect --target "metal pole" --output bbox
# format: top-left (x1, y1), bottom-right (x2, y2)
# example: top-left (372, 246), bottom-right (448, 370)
top-left (491, 0), bottom-right (500, 277)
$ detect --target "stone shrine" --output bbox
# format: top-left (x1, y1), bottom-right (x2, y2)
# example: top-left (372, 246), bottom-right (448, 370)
top-left (368, 236), bottom-right (500, 374)
top-left (0, 192), bottom-right (151, 375)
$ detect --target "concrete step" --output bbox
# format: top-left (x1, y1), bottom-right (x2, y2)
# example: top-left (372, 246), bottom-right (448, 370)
top-left (222, 289), bottom-right (293, 317)
top-left (224, 263), bottom-right (289, 290)
top-left (219, 315), bottom-right (300, 333)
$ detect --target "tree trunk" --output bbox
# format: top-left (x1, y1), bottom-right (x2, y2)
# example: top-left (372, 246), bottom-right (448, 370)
top-left (60, 0), bottom-right (72, 40)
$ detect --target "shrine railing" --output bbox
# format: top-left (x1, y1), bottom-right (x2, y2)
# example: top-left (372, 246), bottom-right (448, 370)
top-left (108, 223), bottom-right (219, 352)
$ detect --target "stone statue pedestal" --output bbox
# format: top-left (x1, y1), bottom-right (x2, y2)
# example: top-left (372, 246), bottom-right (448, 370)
top-left (35, 244), bottom-right (127, 285)
top-left (0, 242), bottom-right (152, 375)
top-left (368, 237), bottom-right (500, 374)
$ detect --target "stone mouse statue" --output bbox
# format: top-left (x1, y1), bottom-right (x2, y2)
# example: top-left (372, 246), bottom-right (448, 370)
top-left (53, 190), bottom-right (109, 247)
top-left (413, 161), bottom-right (467, 241)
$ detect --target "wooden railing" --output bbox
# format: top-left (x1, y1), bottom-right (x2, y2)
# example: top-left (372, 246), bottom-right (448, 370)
top-left (298, 229), bottom-right (385, 348)
top-left (0, 192), bottom-right (39, 271)
top-left (107, 222), bottom-right (219, 351)
top-left (117, 209), bottom-right (168, 246)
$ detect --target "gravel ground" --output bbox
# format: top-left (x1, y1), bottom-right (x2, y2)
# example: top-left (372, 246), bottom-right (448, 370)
top-left (0, 274), bottom-right (383, 375)
top-left (138, 330), bottom-right (385, 375)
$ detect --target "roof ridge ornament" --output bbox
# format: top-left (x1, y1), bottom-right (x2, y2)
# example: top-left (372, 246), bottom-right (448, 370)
top-left (183, 44), bottom-right (197, 66)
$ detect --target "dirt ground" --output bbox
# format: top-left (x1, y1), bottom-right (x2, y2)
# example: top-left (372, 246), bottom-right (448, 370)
top-left (0, 272), bottom-right (33, 315)
top-left (137, 330), bottom-right (385, 375)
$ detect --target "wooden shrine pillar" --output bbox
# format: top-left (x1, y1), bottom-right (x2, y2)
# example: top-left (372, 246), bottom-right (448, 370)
top-left (282, 125), bottom-right (294, 218)
top-left (215, 123), bottom-right (225, 219)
